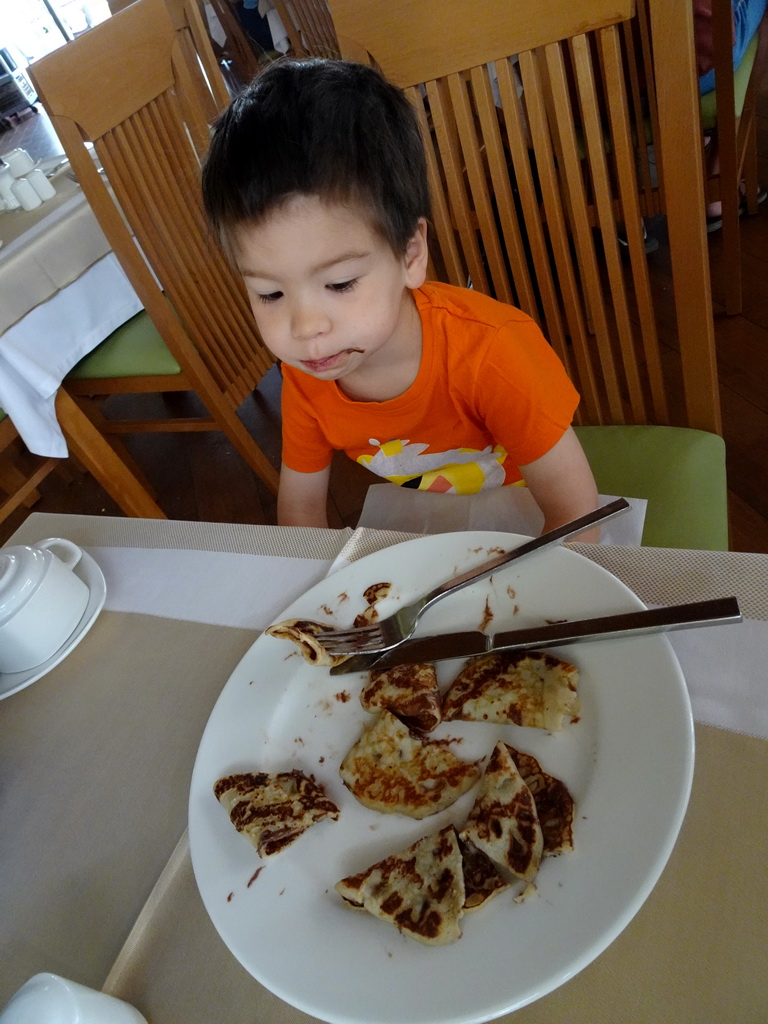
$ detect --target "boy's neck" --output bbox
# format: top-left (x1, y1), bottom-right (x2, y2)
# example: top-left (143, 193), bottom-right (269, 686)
top-left (337, 289), bottom-right (423, 403)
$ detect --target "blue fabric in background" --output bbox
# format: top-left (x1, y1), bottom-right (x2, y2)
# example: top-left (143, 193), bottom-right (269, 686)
top-left (699, 0), bottom-right (767, 93)
top-left (234, 0), bottom-right (273, 50)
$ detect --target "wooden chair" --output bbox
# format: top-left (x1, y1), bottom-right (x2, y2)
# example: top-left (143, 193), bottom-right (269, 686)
top-left (28, 0), bottom-right (279, 509)
top-left (0, 397), bottom-right (167, 525)
top-left (329, 0), bottom-right (728, 548)
top-left (272, 0), bottom-right (339, 58)
top-left (205, 0), bottom-right (265, 88)
top-left (0, 411), bottom-right (58, 525)
top-left (108, 0), bottom-right (230, 141)
top-left (701, 0), bottom-right (763, 315)
top-left (164, 0), bottom-right (232, 119)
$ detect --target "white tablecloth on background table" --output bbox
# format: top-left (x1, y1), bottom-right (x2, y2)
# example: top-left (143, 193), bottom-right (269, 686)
top-left (0, 169), bottom-right (142, 457)
top-left (0, 254), bottom-right (142, 457)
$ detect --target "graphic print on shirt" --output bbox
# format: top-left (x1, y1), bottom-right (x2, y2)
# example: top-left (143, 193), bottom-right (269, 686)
top-left (357, 438), bottom-right (508, 494)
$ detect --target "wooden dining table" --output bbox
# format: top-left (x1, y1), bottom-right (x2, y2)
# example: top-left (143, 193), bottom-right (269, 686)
top-left (1, 511), bottom-right (766, 1023)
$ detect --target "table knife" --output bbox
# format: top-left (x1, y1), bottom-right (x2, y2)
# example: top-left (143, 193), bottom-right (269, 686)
top-left (329, 596), bottom-right (741, 674)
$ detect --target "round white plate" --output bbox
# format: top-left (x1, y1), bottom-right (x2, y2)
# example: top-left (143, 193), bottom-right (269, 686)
top-left (0, 549), bottom-right (106, 701)
top-left (189, 532), bottom-right (694, 1024)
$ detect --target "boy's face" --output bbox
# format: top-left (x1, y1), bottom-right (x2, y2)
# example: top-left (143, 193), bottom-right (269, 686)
top-left (233, 195), bottom-right (428, 386)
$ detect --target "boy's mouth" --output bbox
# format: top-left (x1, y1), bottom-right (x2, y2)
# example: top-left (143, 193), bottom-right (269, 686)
top-left (301, 348), bottom-right (363, 373)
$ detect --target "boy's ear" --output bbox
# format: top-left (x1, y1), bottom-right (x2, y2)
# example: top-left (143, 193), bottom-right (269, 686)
top-left (403, 218), bottom-right (429, 288)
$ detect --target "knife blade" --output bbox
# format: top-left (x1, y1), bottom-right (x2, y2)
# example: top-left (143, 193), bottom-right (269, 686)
top-left (329, 596), bottom-right (741, 674)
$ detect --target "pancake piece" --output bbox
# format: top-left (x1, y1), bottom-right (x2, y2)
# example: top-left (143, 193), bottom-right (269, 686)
top-left (214, 770), bottom-right (339, 857)
top-left (264, 618), bottom-right (348, 667)
top-left (442, 650), bottom-right (580, 731)
top-left (505, 744), bottom-right (575, 855)
top-left (458, 836), bottom-right (510, 911)
top-left (360, 662), bottom-right (442, 733)
top-left (339, 710), bottom-right (480, 819)
top-left (335, 825), bottom-right (465, 945)
top-left (460, 741), bottom-right (543, 883)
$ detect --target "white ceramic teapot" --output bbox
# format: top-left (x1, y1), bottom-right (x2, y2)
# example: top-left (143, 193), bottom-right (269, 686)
top-left (0, 538), bottom-right (90, 674)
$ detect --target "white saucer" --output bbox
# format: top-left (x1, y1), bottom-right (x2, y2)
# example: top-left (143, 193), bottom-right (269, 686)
top-left (0, 550), bottom-right (107, 700)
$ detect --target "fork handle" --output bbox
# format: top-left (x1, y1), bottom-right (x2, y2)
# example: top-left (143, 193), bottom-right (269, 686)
top-left (419, 498), bottom-right (631, 613)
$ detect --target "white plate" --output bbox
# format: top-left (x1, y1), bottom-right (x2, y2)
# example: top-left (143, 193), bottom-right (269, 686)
top-left (0, 549), bottom-right (106, 701)
top-left (189, 532), bottom-right (694, 1024)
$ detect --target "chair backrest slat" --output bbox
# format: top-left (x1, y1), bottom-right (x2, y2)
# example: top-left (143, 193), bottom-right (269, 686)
top-left (274, 0), bottom-right (340, 58)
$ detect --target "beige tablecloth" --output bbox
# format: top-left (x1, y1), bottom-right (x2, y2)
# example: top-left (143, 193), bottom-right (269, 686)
top-left (2, 514), bottom-right (766, 1024)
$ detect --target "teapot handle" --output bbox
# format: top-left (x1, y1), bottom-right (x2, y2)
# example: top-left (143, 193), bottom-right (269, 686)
top-left (38, 537), bottom-right (83, 570)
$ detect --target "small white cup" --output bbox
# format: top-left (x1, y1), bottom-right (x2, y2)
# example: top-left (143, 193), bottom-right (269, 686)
top-left (0, 538), bottom-right (90, 674)
top-left (10, 177), bottom-right (42, 211)
top-left (1, 147), bottom-right (35, 177)
top-left (25, 166), bottom-right (56, 201)
top-left (0, 973), bottom-right (148, 1024)
top-left (0, 167), bottom-right (20, 209)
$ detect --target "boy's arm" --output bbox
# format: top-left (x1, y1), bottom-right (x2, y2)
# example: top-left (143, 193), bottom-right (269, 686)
top-left (519, 427), bottom-right (601, 542)
top-left (277, 463), bottom-right (332, 528)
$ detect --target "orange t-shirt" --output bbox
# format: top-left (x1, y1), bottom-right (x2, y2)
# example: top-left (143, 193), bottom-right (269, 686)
top-left (281, 281), bottom-right (579, 494)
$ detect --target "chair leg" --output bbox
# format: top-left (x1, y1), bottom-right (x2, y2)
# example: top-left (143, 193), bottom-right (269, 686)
top-left (0, 457), bottom-right (42, 509)
top-left (742, 104), bottom-right (759, 216)
top-left (55, 390), bottom-right (167, 519)
top-left (70, 393), bottom-right (160, 499)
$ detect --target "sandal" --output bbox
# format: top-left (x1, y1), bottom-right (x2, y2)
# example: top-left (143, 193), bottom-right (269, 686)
top-left (706, 184), bottom-right (767, 233)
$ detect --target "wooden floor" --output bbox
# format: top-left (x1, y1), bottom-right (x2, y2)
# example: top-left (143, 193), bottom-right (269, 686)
top-left (2, 85), bottom-right (768, 551)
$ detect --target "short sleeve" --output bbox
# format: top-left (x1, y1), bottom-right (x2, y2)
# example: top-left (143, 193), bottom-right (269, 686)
top-left (471, 316), bottom-right (580, 468)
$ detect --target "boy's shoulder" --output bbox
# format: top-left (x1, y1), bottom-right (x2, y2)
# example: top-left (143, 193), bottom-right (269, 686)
top-left (414, 281), bottom-right (534, 331)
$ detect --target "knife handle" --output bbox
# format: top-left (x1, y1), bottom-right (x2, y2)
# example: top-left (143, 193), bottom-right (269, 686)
top-left (422, 498), bottom-right (630, 609)
top-left (491, 596), bottom-right (742, 652)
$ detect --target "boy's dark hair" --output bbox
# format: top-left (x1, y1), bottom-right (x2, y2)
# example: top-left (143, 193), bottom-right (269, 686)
top-left (202, 58), bottom-right (431, 256)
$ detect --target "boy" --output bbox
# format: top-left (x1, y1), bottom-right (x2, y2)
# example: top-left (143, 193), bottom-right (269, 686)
top-left (202, 59), bottom-right (599, 535)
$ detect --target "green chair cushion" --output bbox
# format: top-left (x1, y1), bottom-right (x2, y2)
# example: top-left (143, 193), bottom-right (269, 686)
top-left (66, 310), bottom-right (181, 380)
top-left (700, 31), bottom-right (758, 131)
top-left (574, 424), bottom-right (728, 550)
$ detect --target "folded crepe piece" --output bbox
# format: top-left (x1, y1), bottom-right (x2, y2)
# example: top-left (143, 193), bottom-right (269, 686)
top-left (336, 825), bottom-right (466, 945)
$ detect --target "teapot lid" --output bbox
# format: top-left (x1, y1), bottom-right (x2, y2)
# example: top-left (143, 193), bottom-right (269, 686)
top-left (0, 546), bottom-right (50, 626)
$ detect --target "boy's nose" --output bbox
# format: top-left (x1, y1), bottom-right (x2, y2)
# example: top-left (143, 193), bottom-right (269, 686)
top-left (290, 303), bottom-right (331, 341)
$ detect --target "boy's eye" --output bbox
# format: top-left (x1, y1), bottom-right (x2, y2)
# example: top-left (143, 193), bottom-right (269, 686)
top-left (327, 279), bottom-right (358, 293)
top-left (257, 291), bottom-right (283, 304)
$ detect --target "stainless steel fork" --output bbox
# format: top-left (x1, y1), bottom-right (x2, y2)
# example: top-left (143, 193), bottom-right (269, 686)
top-left (314, 498), bottom-right (630, 656)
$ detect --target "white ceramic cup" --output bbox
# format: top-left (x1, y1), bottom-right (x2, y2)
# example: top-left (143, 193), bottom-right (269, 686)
top-left (0, 973), bottom-right (148, 1024)
top-left (25, 166), bottom-right (56, 201)
top-left (10, 177), bottom-right (42, 212)
top-left (0, 166), bottom-right (20, 209)
top-left (0, 538), bottom-right (90, 674)
top-left (1, 147), bottom-right (35, 177)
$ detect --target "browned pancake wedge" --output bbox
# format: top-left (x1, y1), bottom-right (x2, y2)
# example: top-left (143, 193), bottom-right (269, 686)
top-left (335, 825), bottom-right (465, 945)
top-left (360, 662), bottom-right (442, 733)
top-left (459, 741), bottom-right (543, 883)
top-left (214, 770), bottom-right (339, 857)
top-left (504, 745), bottom-right (575, 855)
top-left (339, 710), bottom-right (480, 819)
top-left (458, 836), bottom-right (510, 911)
top-left (264, 618), bottom-right (348, 667)
top-left (442, 650), bottom-right (580, 731)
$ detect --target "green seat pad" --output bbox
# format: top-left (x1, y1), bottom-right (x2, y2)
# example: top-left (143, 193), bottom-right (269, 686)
top-left (574, 424), bottom-right (728, 550)
top-left (700, 32), bottom-right (758, 131)
top-left (66, 310), bottom-right (181, 380)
